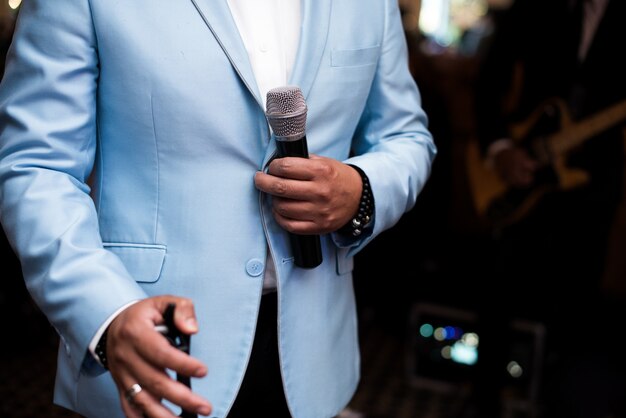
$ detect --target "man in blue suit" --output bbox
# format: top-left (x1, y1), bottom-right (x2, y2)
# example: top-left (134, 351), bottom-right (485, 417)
top-left (0, 1), bottom-right (436, 417)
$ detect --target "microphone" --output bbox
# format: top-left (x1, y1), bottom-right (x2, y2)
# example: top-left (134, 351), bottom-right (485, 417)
top-left (265, 86), bottom-right (323, 269)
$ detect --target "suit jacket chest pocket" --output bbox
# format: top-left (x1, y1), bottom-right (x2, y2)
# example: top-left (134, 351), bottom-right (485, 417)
top-left (331, 46), bottom-right (380, 68)
top-left (328, 46), bottom-right (380, 102)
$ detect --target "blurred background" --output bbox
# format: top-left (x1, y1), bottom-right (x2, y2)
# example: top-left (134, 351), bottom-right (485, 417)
top-left (1, 0), bottom-right (625, 417)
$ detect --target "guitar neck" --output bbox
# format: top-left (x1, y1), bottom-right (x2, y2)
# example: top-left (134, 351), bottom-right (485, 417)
top-left (550, 99), bottom-right (626, 155)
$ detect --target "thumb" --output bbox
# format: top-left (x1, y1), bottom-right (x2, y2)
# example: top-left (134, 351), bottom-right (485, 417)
top-left (155, 296), bottom-right (199, 335)
top-left (173, 298), bottom-right (199, 334)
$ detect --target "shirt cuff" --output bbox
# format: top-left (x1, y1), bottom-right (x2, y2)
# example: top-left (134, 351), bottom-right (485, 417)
top-left (89, 300), bottom-right (141, 365)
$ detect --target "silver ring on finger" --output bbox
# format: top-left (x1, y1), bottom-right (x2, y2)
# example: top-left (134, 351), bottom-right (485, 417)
top-left (125, 383), bottom-right (143, 404)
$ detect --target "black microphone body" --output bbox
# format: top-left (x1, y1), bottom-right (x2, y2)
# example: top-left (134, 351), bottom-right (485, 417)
top-left (275, 134), bottom-right (323, 269)
top-left (266, 86), bottom-right (323, 269)
top-left (275, 135), bottom-right (309, 162)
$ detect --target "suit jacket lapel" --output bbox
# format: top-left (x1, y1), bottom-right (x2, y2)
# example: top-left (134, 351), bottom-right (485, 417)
top-left (189, 0), bottom-right (332, 104)
top-left (291, 0), bottom-right (332, 100)
top-left (189, 0), bottom-right (262, 105)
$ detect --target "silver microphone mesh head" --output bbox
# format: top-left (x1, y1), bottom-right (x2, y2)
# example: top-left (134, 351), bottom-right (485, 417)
top-left (265, 86), bottom-right (307, 140)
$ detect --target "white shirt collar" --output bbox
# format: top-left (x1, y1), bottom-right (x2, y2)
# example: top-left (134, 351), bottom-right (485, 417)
top-left (579, 0), bottom-right (609, 60)
top-left (227, 0), bottom-right (302, 109)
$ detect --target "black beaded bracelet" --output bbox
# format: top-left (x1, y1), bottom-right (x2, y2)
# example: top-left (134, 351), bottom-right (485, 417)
top-left (95, 329), bottom-right (109, 370)
top-left (340, 165), bottom-right (374, 237)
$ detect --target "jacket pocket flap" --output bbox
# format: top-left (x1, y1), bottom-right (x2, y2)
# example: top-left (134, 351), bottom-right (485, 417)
top-left (104, 243), bottom-right (166, 283)
top-left (331, 45), bottom-right (380, 67)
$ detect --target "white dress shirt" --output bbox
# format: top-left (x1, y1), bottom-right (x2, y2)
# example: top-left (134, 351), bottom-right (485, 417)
top-left (579, 0), bottom-right (608, 61)
top-left (227, 0), bottom-right (301, 109)
top-left (228, 0), bottom-right (301, 292)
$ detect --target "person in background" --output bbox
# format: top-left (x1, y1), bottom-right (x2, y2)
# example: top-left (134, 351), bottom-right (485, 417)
top-left (0, 1), bottom-right (436, 418)
top-left (0, 4), bottom-right (14, 78)
top-left (0, 0), bottom-right (26, 356)
top-left (471, 0), bottom-right (626, 417)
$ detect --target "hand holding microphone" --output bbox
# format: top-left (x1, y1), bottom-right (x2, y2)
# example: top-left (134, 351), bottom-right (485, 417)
top-left (265, 86), bottom-right (323, 269)
top-left (104, 296), bottom-right (212, 418)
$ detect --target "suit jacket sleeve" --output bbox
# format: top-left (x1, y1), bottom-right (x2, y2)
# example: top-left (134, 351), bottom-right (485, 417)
top-left (336, 0), bottom-right (437, 254)
top-left (0, 0), bottom-right (147, 376)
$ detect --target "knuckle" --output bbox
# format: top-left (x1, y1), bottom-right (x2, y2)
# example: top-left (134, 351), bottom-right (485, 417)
top-left (152, 342), bottom-right (171, 361)
top-left (275, 205), bottom-right (287, 216)
top-left (118, 324), bottom-right (138, 341)
top-left (318, 184), bottom-right (332, 201)
top-left (150, 378), bottom-right (168, 397)
top-left (130, 395), bottom-right (148, 411)
top-left (318, 161), bottom-right (333, 177)
top-left (319, 205), bottom-right (332, 220)
top-left (272, 181), bottom-right (288, 195)
top-left (177, 298), bottom-right (194, 310)
top-left (271, 158), bottom-right (289, 175)
top-left (277, 158), bottom-right (292, 170)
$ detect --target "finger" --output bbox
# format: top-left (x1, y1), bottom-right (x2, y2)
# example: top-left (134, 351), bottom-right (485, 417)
top-left (150, 377), bottom-right (213, 417)
top-left (169, 297), bottom-right (199, 335)
top-left (255, 174), bottom-right (303, 199)
top-left (109, 308), bottom-right (203, 375)
top-left (258, 174), bottom-right (323, 202)
top-left (118, 363), bottom-right (211, 418)
top-left (135, 297), bottom-right (207, 377)
top-left (139, 380), bottom-right (211, 418)
top-left (127, 332), bottom-right (209, 412)
top-left (107, 298), bottom-right (211, 416)
top-left (120, 381), bottom-right (170, 418)
top-left (254, 171), bottom-right (295, 196)
top-left (120, 398), bottom-right (144, 418)
top-left (272, 196), bottom-right (317, 219)
top-left (108, 322), bottom-right (207, 399)
top-left (271, 206), bottom-right (321, 234)
top-left (267, 156), bottom-right (316, 180)
top-left (151, 296), bottom-right (197, 331)
top-left (132, 329), bottom-right (207, 378)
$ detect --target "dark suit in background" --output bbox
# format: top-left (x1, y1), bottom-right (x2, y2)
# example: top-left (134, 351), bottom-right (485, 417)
top-left (0, 6), bottom-right (30, 356)
top-left (472, 0), bottom-right (626, 417)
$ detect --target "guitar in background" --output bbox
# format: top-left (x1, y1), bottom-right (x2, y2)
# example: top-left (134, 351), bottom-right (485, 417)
top-left (467, 96), bottom-right (626, 227)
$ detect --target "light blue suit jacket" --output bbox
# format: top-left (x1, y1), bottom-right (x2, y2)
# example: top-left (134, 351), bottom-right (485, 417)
top-left (0, 0), bottom-right (435, 417)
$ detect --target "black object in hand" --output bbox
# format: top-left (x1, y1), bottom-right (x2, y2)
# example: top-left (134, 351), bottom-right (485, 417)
top-left (159, 303), bottom-right (197, 418)
top-left (265, 86), bottom-right (323, 269)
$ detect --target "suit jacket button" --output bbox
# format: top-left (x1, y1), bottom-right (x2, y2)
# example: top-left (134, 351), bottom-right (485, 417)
top-left (245, 258), bottom-right (264, 277)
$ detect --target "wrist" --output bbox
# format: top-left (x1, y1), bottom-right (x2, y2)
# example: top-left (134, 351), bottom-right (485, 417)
top-left (339, 165), bottom-right (374, 237)
top-left (94, 328), bottom-right (109, 370)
